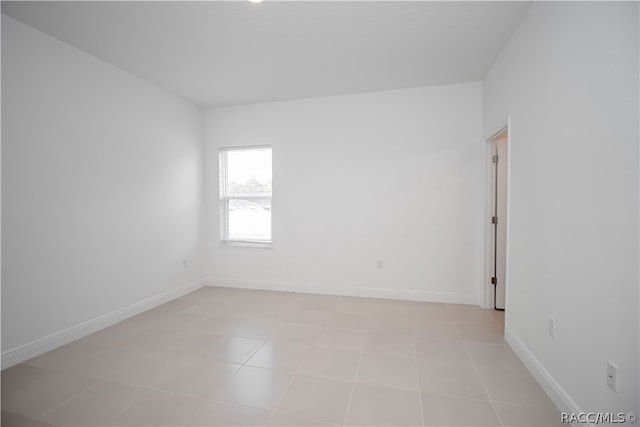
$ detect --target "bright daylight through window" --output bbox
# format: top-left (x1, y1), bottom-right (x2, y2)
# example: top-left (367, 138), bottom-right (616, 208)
top-left (219, 146), bottom-right (272, 246)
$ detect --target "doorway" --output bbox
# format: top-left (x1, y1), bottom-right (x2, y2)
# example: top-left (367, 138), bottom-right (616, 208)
top-left (486, 125), bottom-right (509, 311)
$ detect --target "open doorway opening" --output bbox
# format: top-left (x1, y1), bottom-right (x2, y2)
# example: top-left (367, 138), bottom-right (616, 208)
top-left (491, 130), bottom-right (508, 310)
top-left (486, 125), bottom-right (509, 311)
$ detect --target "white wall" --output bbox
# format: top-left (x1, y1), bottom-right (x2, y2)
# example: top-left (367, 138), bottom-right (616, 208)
top-left (204, 82), bottom-right (484, 304)
top-left (1, 16), bottom-right (204, 364)
top-left (483, 2), bottom-right (639, 415)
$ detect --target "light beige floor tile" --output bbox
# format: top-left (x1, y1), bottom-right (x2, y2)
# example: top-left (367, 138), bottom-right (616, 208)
top-left (24, 342), bottom-right (102, 371)
top-left (477, 367), bottom-right (556, 408)
top-left (79, 322), bottom-right (143, 347)
top-left (414, 339), bottom-right (473, 366)
top-left (228, 318), bottom-right (278, 340)
top-left (147, 298), bottom-right (195, 314)
top-left (0, 411), bottom-right (54, 427)
top-left (356, 353), bottom-right (419, 391)
top-left (269, 292), bottom-right (310, 308)
top-left (298, 295), bottom-right (341, 311)
top-left (119, 327), bottom-right (173, 352)
top-left (157, 359), bottom-right (241, 398)
top-left (345, 383), bottom-right (423, 426)
top-left (324, 312), bottom-right (369, 330)
top-left (418, 363), bottom-right (489, 400)
top-left (108, 350), bottom-right (195, 388)
top-left (192, 315), bottom-right (239, 334)
top-left (334, 298), bottom-right (375, 316)
top-left (162, 330), bottom-right (225, 357)
top-left (372, 300), bottom-right (414, 318)
top-left (37, 381), bottom-right (149, 426)
top-left (121, 310), bottom-right (168, 330)
top-left (411, 301), bottom-right (446, 309)
top-left (1, 371), bottom-right (98, 419)
top-left (297, 347), bottom-right (361, 381)
top-left (185, 400), bottom-right (271, 426)
top-left (230, 302), bottom-right (275, 321)
top-left (245, 341), bottom-right (312, 371)
top-left (271, 322), bottom-right (322, 345)
top-left (491, 309), bottom-right (505, 319)
top-left (442, 306), bottom-right (500, 326)
top-left (281, 309), bottom-right (334, 326)
top-left (149, 311), bottom-right (209, 332)
top-left (416, 306), bottom-right (454, 322)
top-left (212, 365), bottom-right (293, 410)
top-left (1, 364), bottom-right (53, 396)
top-left (457, 324), bottom-right (505, 343)
top-left (266, 412), bottom-right (335, 426)
top-left (409, 303), bottom-right (454, 323)
top-left (198, 336), bottom-right (265, 364)
top-left (366, 316), bottom-right (413, 335)
top-left (181, 301), bottom-right (236, 317)
top-left (465, 342), bottom-right (527, 371)
top-left (112, 390), bottom-right (205, 426)
top-left (245, 304), bottom-right (287, 321)
top-left (313, 327), bottom-right (367, 352)
top-left (53, 346), bottom-right (129, 381)
top-left (195, 316), bottom-right (275, 340)
top-left (124, 327), bottom-right (222, 357)
top-left (494, 402), bottom-right (564, 426)
top-left (365, 332), bottom-right (415, 359)
top-left (277, 374), bottom-right (352, 425)
top-left (412, 320), bottom-right (462, 341)
top-left (421, 393), bottom-right (501, 426)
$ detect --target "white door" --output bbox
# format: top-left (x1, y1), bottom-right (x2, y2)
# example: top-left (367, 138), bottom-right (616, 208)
top-left (493, 131), bottom-right (508, 310)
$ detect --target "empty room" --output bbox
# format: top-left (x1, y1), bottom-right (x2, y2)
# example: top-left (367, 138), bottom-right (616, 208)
top-left (1, 1), bottom-right (638, 426)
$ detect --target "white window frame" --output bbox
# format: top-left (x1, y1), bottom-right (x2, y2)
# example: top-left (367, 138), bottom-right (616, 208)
top-left (219, 145), bottom-right (272, 248)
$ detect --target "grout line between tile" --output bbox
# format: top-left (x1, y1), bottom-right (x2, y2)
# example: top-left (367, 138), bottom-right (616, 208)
top-left (177, 392), bottom-right (210, 427)
top-left (341, 330), bottom-right (367, 427)
top-left (423, 390), bottom-right (494, 403)
top-left (464, 341), bottom-right (504, 427)
top-left (102, 385), bottom-right (157, 426)
top-left (240, 339), bottom-right (269, 367)
top-left (265, 372), bottom-right (297, 425)
top-left (31, 379), bottom-right (103, 424)
top-left (410, 323), bottom-right (426, 427)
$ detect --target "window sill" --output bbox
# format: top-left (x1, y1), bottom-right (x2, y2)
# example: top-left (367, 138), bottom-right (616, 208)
top-left (220, 240), bottom-right (273, 249)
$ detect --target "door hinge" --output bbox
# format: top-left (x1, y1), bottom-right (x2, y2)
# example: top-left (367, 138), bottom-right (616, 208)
top-left (491, 216), bottom-right (498, 225)
top-left (491, 277), bottom-right (497, 285)
top-left (492, 155), bottom-right (499, 164)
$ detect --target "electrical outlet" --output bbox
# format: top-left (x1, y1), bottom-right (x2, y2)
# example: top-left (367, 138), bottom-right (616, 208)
top-left (376, 260), bottom-right (383, 269)
top-left (548, 317), bottom-right (555, 338)
top-left (607, 361), bottom-right (618, 391)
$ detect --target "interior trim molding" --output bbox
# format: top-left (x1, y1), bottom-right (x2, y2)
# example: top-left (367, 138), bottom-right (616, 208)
top-left (205, 277), bottom-right (477, 305)
top-left (1, 278), bottom-right (206, 370)
top-left (505, 326), bottom-right (588, 425)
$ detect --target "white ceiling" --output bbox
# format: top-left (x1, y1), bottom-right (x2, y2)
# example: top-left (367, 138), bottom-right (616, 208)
top-left (2, 1), bottom-right (530, 108)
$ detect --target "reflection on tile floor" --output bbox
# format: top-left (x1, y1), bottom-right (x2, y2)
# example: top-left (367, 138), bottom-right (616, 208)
top-left (1, 287), bottom-right (562, 426)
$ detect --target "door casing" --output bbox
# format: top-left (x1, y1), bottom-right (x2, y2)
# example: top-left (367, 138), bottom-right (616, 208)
top-left (483, 117), bottom-right (511, 311)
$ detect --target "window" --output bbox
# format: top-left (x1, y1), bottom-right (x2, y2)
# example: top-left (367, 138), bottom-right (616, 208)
top-left (219, 146), bottom-right (272, 246)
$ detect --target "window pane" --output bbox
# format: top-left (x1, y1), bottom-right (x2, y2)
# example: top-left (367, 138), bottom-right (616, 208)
top-left (219, 146), bottom-right (272, 244)
top-left (226, 148), bottom-right (272, 196)
top-left (228, 198), bottom-right (271, 241)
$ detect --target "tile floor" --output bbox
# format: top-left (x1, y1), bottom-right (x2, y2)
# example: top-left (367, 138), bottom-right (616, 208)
top-left (1, 287), bottom-right (562, 426)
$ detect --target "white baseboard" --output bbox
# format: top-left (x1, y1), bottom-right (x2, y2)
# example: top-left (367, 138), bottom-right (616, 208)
top-left (1, 279), bottom-right (206, 370)
top-left (205, 277), bottom-right (477, 305)
top-left (505, 327), bottom-right (588, 426)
